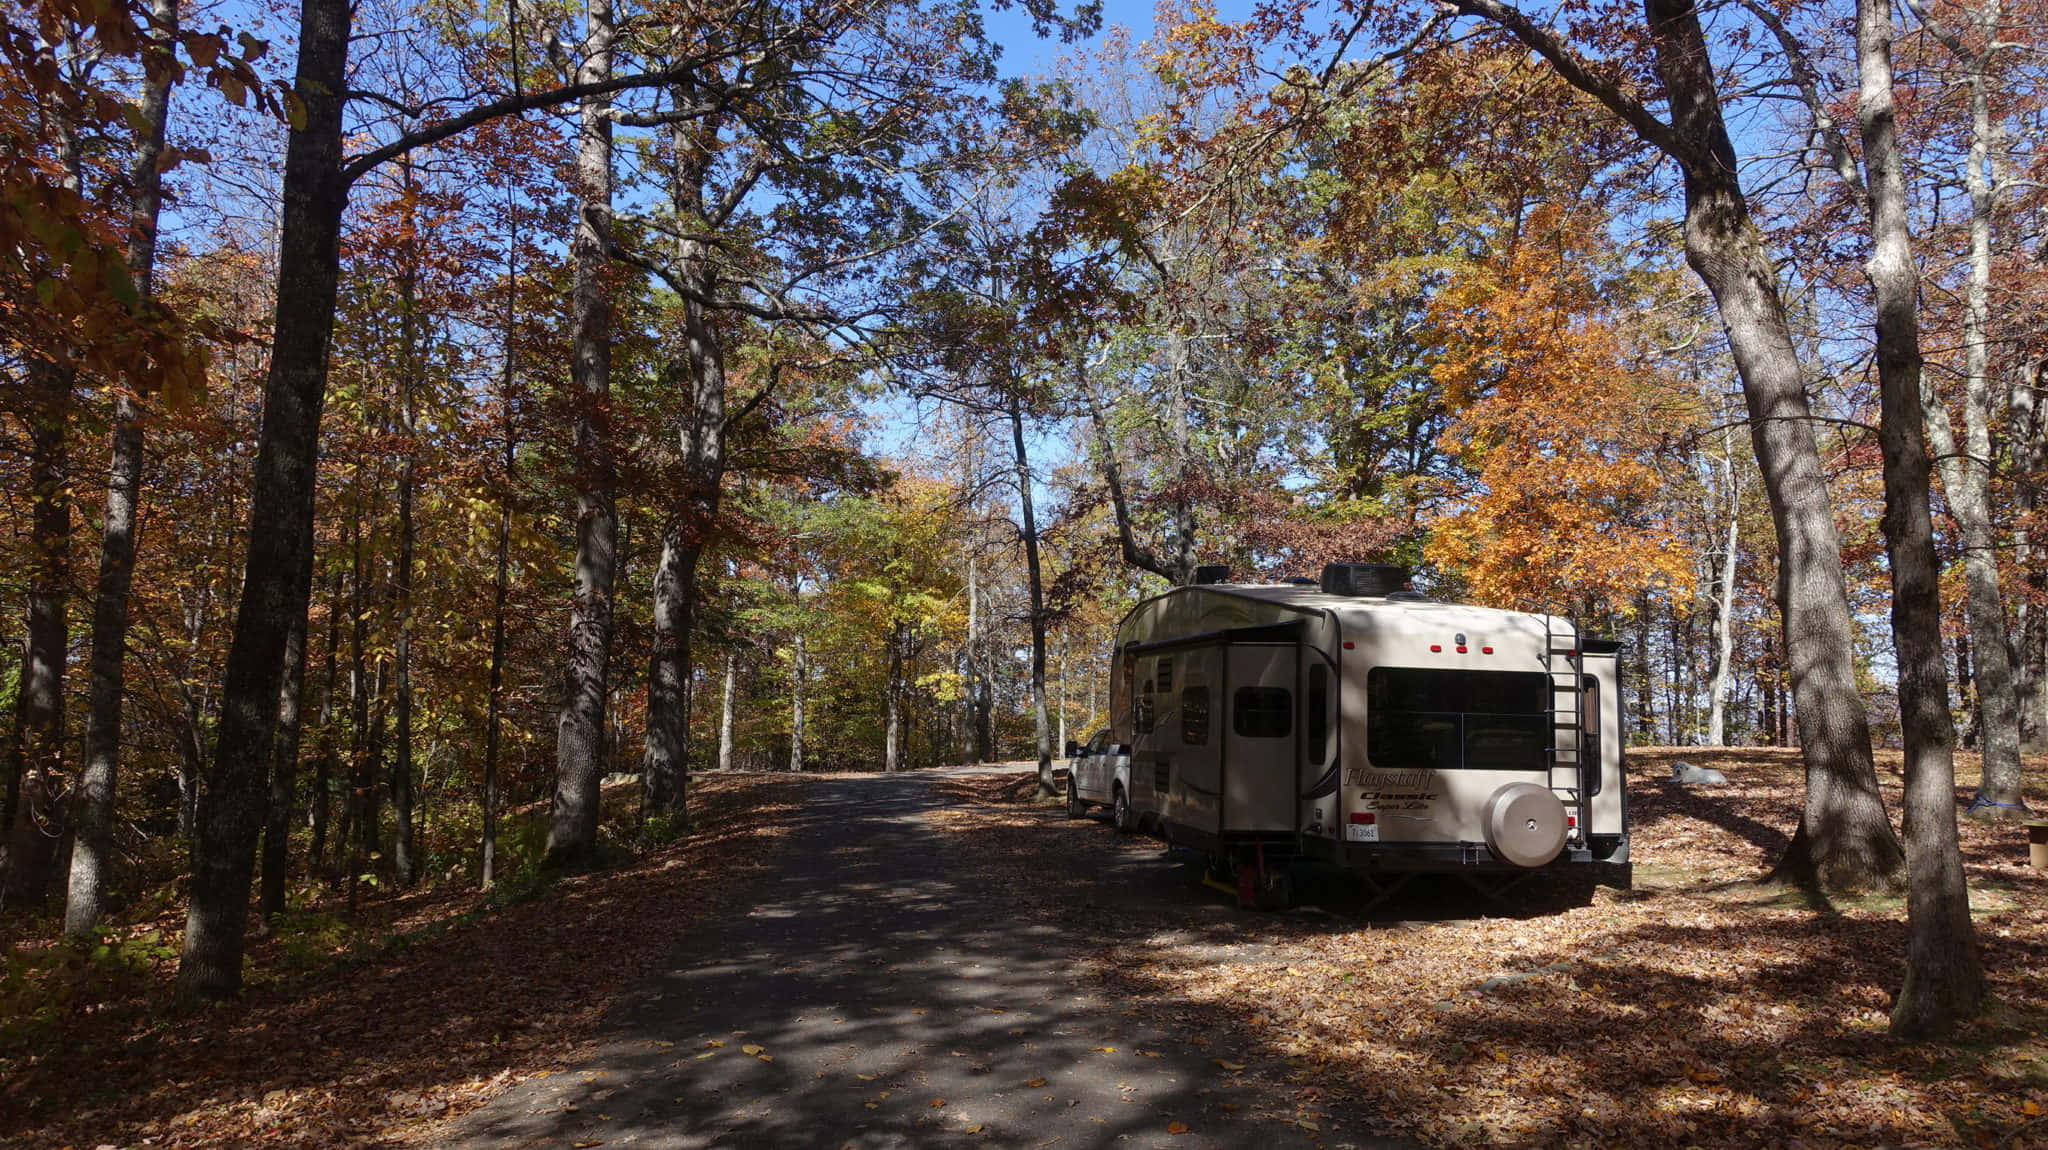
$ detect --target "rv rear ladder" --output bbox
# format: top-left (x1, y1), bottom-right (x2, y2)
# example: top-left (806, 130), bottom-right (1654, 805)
top-left (1542, 612), bottom-right (1590, 846)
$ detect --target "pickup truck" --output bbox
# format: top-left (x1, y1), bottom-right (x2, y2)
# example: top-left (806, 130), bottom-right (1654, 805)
top-left (1064, 728), bottom-right (1136, 832)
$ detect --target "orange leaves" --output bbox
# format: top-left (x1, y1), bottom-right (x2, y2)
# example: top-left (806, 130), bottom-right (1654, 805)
top-left (1420, 204), bottom-right (1698, 610)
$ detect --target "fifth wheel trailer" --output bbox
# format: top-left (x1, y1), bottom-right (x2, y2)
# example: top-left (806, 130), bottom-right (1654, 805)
top-left (1095, 563), bottom-right (1630, 908)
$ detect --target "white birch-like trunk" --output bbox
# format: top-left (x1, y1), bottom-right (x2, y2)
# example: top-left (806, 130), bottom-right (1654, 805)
top-left (1706, 441), bottom-right (1740, 746)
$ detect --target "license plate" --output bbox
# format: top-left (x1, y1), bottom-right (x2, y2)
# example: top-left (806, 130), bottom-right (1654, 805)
top-left (1345, 823), bottom-right (1379, 842)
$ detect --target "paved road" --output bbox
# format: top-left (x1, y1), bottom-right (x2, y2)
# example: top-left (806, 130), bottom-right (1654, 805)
top-left (450, 771), bottom-right (1413, 1150)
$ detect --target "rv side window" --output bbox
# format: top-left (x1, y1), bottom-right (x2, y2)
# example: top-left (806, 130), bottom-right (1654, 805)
top-left (1233, 686), bottom-right (1292, 738)
top-left (1306, 664), bottom-right (1330, 764)
top-left (1581, 676), bottom-right (1601, 796)
top-left (1158, 656), bottom-right (1175, 695)
top-left (1182, 685), bottom-right (1210, 745)
top-left (1366, 667), bottom-right (1547, 770)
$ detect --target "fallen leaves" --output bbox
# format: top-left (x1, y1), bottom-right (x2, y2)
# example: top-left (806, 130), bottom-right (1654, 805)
top-left (926, 752), bottom-right (2048, 1150)
top-left (0, 775), bottom-right (810, 1150)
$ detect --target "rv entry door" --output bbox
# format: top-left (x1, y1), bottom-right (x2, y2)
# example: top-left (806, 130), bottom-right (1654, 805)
top-left (1223, 644), bottom-right (1299, 834)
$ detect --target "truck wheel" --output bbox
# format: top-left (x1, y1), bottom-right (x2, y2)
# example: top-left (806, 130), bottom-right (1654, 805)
top-left (1112, 786), bottom-right (1135, 835)
top-left (1065, 776), bottom-right (1086, 819)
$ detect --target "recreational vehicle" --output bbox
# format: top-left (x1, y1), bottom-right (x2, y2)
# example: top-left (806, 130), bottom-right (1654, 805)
top-left (1084, 563), bottom-right (1629, 908)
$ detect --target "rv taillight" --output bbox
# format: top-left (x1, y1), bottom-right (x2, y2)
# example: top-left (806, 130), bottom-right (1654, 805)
top-left (1481, 646), bottom-right (1494, 654)
top-left (1429, 644), bottom-right (1442, 653)
top-left (1456, 645), bottom-right (1468, 653)
top-left (1567, 815), bottom-right (1578, 827)
top-left (1348, 812), bottom-right (1376, 825)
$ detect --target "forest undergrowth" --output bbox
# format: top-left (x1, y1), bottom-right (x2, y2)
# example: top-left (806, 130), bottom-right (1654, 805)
top-left (0, 774), bottom-right (806, 1149)
top-left (928, 752), bottom-right (2048, 1150)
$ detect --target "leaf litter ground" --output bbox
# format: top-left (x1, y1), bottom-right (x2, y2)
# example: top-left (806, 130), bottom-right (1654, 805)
top-left (0, 774), bottom-right (806, 1148)
top-left (926, 750), bottom-right (2047, 1150)
top-left (4, 754), bottom-right (2043, 1149)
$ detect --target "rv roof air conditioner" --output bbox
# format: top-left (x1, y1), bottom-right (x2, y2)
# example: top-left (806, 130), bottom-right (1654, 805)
top-left (1319, 562), bottom-right (1411, 597)
top-left (1193, 565), bottom-right (1231, 585)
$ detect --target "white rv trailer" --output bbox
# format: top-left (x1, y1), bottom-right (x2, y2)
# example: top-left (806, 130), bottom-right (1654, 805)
top-left (1103, 563), bottom-right (1629, 907)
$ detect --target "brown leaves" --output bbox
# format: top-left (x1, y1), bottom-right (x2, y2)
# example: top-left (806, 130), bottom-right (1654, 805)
top-left (4, 775), bottom-right (810, 1149)
top-left (928, 753), bottom-right (2048, 1150)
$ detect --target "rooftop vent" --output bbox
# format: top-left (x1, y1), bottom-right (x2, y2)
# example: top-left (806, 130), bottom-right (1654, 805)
top-left (1319, 563), bottom-right (1412, 598)
top-left (1193, 564), bottom-right (1231, 585)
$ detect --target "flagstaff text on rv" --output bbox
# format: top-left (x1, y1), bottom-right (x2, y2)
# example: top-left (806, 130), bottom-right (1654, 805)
top-left (1065, 563), bottom-right (1631, 909)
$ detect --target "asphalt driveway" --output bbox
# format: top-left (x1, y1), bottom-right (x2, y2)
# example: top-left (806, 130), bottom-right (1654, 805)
top-left (448, 769), bottom-right (1415, 1150)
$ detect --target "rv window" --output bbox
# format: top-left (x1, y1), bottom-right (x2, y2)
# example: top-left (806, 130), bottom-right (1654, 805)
top-left (1233, 686), bottom-right (1292, 739)
top-left (1306, 664), bottom-right (1330, 764)
top-left (1366, 667), bottom-right (1548, 770)
top-left (1182, 685), bottom-right (1210, 745)
top-left (1581, 676), bottom-right (1601, 797)
top-left (1158, 656), bottom-right (1175, 694)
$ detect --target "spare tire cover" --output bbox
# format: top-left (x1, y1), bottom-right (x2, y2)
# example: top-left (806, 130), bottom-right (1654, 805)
top-left (1482, 782), bottom-right (1567, 868)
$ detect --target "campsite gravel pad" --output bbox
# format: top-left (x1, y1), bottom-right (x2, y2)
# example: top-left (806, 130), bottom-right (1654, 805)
top-left (449, 770), bottom-right (1418, 1150)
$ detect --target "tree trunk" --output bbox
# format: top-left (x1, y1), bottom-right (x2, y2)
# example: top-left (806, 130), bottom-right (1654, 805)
top-left (2013, 361), bottom-right (2048, 751)
top-left (1918, 0), bottom-right (2025, 816)
top-left (642, 113), bottom-right (726, 826)
top-left (968, 556), bottom-right (994, 762)
top-left (347, 487), bottom-right (378, 863)
top-left (6, 367), bottom-right (75, 913)
top-left (885, 621), bottom-right (904, 772)
top-left (549, 0), bottom-right (617, 868)
top-left (179, 0), bottom-right (353, 998)
top-left (65, 0), bottom-right (179, 937)
top-left (1705, 453), bottom-right (1739, 746)
top-left (717, 650), bottom-right (735, 772)
top-left (1163, 331), bottom-right (1198, 582)
top-left (390, 158), bottom-right (421, 887)
top-left (1011, 397), bottom-right (1055, 797)
top-left (1642, 0), bottom-right (1902, 891)
top-left (1854, 0), bottom-right (1984, 1036)
top-left (482, 479), bottom-right (509, 885)
top-left (309, 568), bottom-right (341, 873)
top-left (257, 598), bottom-right (309, 924)
top-left (789, 623), bottom-right (807, 773)
top-left (1634, 592), bottom-right (1656, 743)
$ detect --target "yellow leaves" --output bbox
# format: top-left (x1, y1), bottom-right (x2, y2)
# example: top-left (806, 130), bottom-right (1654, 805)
top-left (740, 1044), bottom-right (763, 1055)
